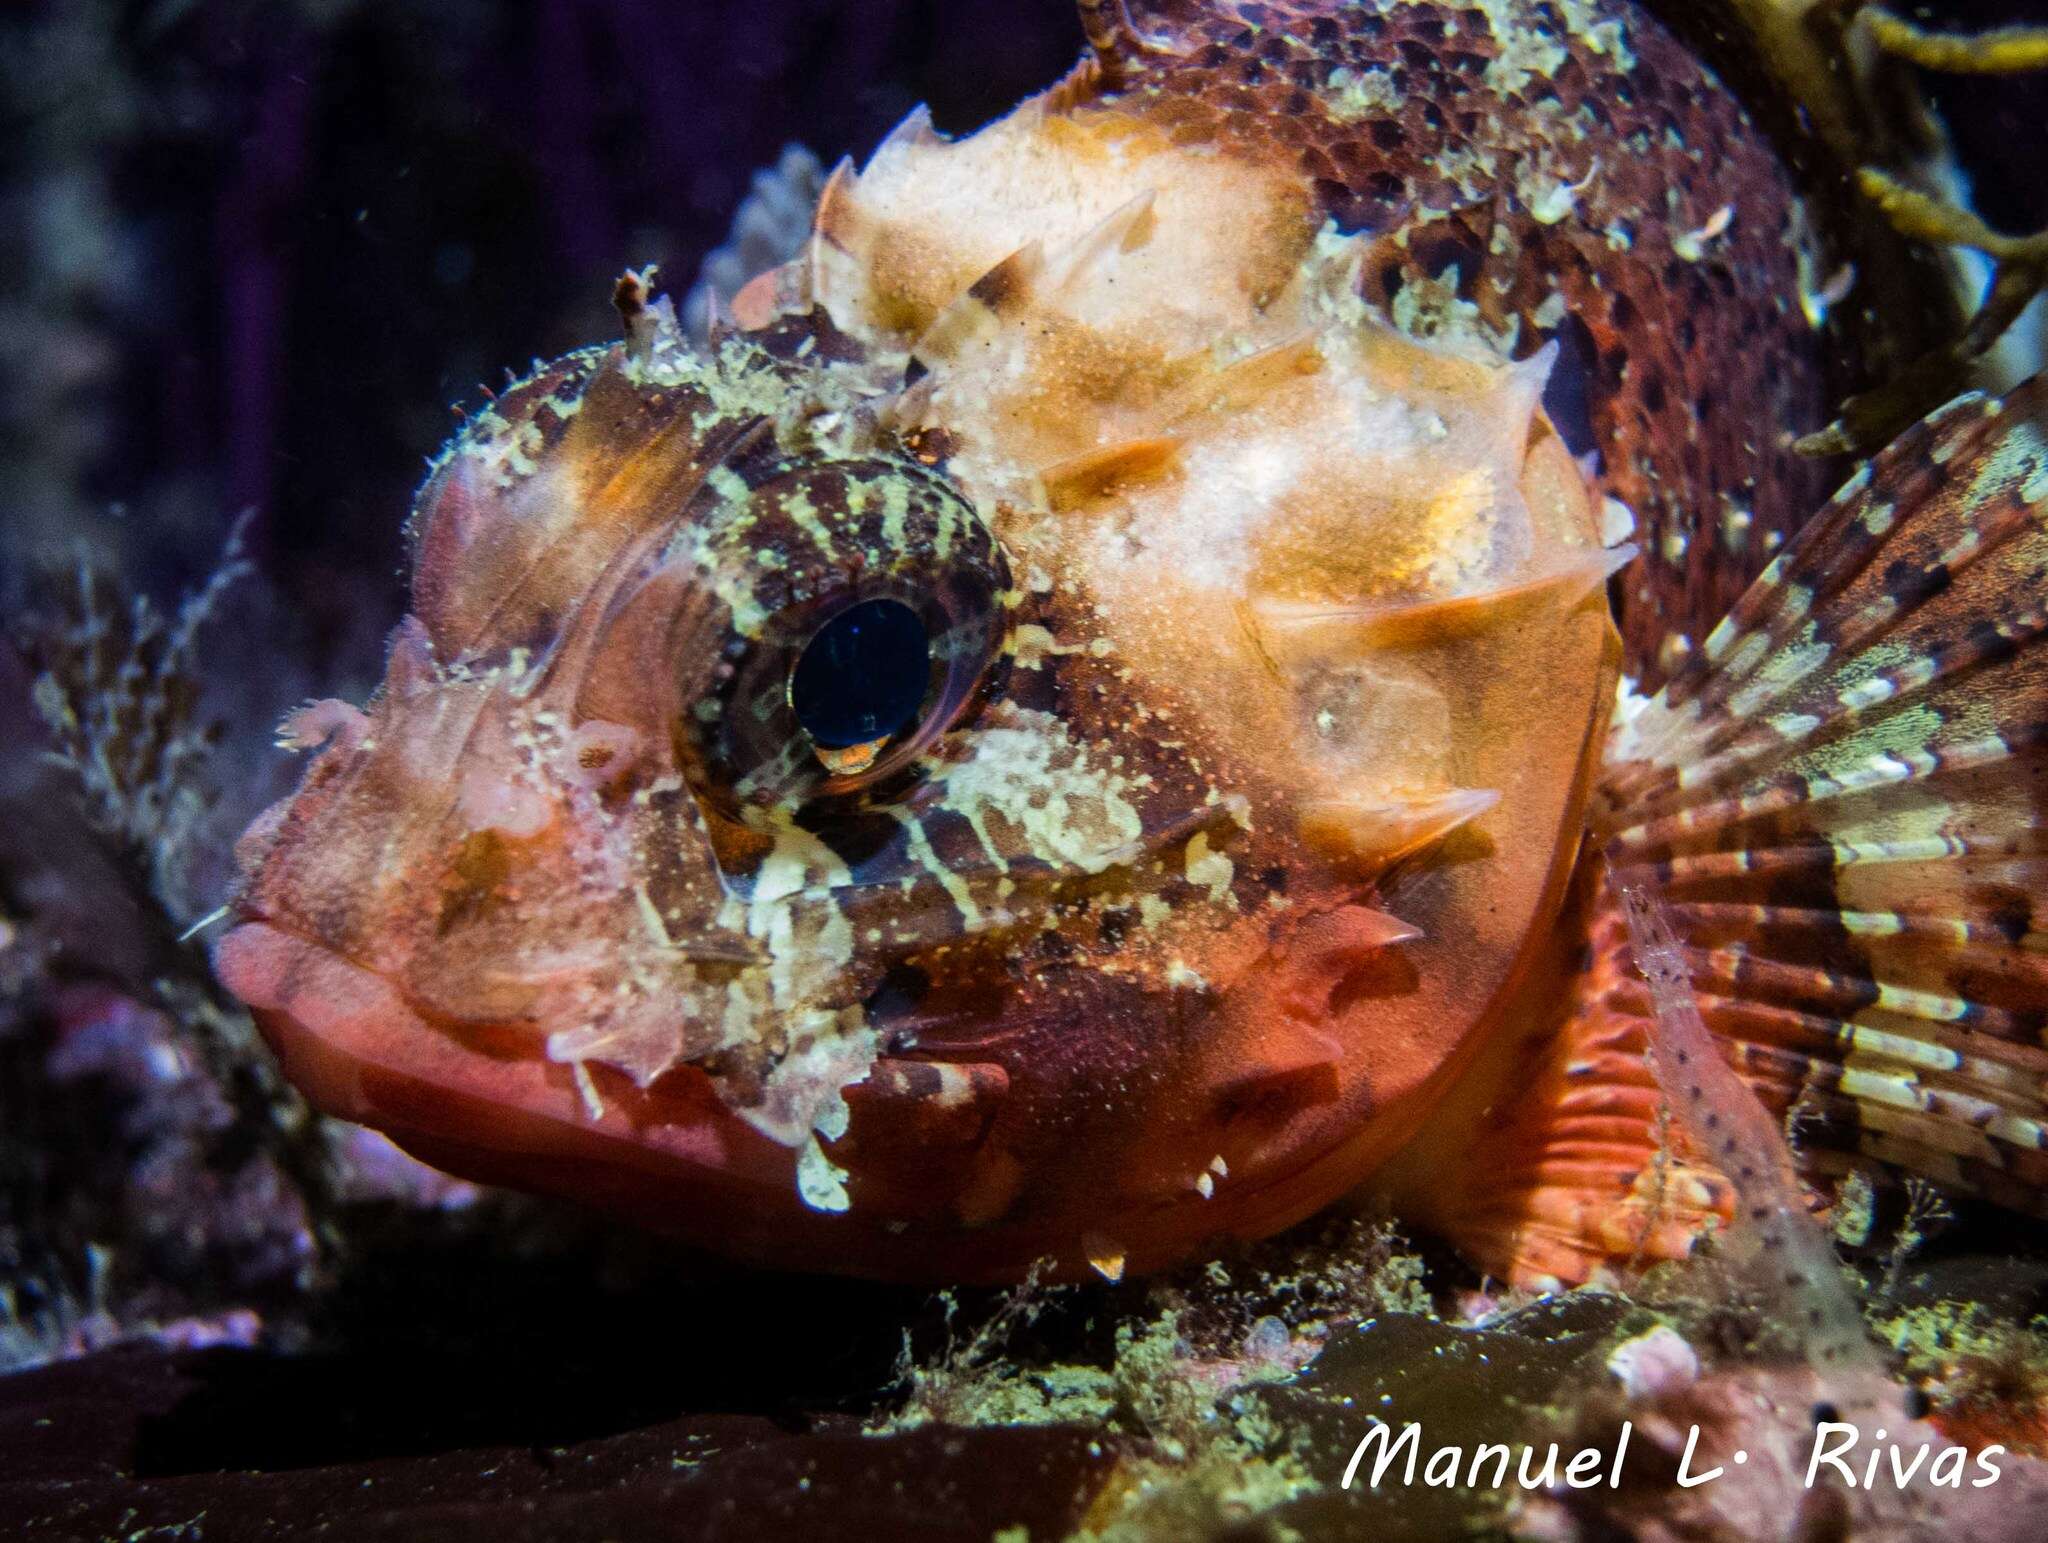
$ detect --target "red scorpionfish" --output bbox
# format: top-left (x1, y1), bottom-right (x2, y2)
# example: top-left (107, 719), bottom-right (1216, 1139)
top-left (216, 0), bottom-right (2048, 1287)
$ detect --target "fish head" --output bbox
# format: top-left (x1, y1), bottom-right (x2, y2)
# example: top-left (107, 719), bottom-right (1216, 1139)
top-left (218, 102), bottom-right (1625, 1281)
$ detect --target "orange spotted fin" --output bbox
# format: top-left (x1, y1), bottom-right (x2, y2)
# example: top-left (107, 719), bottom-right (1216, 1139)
top-left (1387, 374), bottom-right (2048, 1285)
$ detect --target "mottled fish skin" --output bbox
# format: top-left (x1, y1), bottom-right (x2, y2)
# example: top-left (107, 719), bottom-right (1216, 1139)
top-left (213, 1), bottom-right (2040, 1286)
top-left (1073, 0), bottom-right (1893, 685)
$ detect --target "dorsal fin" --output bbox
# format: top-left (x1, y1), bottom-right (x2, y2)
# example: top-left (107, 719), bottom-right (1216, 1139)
top-left (1159, 333), bottom-right (1325, 427)
top-left (907, 242), bottom-right (1046, 369)
top-left (868, 103), bottom-right (942, 166)
top-left (1297, 788), bottom-right (1501, 872)
top-left (802, 155), bottom-right (861, 316)
top-left (1041, 189), bottom-right (1159, 294)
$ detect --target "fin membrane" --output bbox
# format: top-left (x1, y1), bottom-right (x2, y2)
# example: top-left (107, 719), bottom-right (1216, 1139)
top-left (1415, 864), bottom-right (1739, 1287)
top-left (1595, 374), bottom-right (2048, 1218)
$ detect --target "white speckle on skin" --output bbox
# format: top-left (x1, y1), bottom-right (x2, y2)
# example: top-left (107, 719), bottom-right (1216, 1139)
top-left (571, 1060), bottom-right (605, 1121)
top-left (1184, 830), bottom-right (1234, 903)
top-left (1600, 496), bottom-right (1637, 546)
top-left (798, 1135), bottom-right (851, 1212)
top-left (1529, 180), bottom-right (1579, 225)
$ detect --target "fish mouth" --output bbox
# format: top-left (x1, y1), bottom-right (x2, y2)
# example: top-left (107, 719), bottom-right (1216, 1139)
top-left (211, 918), bottom-right (1398, 1281)
top-left (211, 919), bottom-right (803, 1230)
top-left (211, 918), bottom-right (1222, 1280)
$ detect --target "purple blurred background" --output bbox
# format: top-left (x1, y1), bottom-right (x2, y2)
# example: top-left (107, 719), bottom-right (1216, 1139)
top-left (2, 0), bottom-right (1081, 664)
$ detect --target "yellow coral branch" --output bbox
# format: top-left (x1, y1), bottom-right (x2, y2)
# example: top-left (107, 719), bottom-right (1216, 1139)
top-left (1796, 137), bottom-right (2047, 457)
top-left (1865, 10), bottom-right (2048, 74)
top-left (1855, 168), bottom-right (2048, 263)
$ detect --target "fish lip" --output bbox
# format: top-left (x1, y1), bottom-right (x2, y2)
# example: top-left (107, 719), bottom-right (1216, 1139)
top-left (211, 921), bottom-right (1062, 1278)
top-left (217, 906), bottom-right (543, 1040)
top-left (210, 918), bottom-right (784, 1190)
top-left (212, 915), bottom-right (507, 1128)
top-left (209, 928), bottom-right (1361, 1284)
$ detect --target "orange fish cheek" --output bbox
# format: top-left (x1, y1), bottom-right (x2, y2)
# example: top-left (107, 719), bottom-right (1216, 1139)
top-left (802, 897), bottom-right (1339, 1272)
top-left (779, 563), bottom-right (1617, 1280)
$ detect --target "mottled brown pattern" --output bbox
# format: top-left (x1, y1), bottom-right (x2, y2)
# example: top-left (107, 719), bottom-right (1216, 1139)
top-left (211, 0), bottom-right (2046, 1290)
top-left (1079, 0), bottom-right (1848, 684)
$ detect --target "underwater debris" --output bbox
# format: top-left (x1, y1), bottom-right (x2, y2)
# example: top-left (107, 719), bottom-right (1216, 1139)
top-left (873, 1217), bottom-right (1429, 1538)
top-left (883, 1265), bottom-right (1119, 1430)
top-left (1878, 1298), bottom-right (2048, 1457)
top-left (13, 530), bottom-right (345, 1320)
top-left (1876, 1177), bottom-right (1956, 1299)
top-left (0, 1237), bottom-right (110, 1375)
top-left (1742, 2), bottom-right (2048, 453)
top-left (1054, 1300), bottom-right (1324, 1543)
top-left (885, 1218), bottom-right (1424, 1435)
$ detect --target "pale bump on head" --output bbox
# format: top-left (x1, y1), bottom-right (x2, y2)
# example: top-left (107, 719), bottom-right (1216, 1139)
top-left (794, 102), bottom-right (1609, 882)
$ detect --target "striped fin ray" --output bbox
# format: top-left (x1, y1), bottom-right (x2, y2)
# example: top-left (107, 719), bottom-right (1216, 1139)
top-left (1597, 954), bottom-right (2048, 1215)
top-left (1594, 373), bottom-right (2048, 1218)
top-left (1603, 384), bottom-right (2048, 806)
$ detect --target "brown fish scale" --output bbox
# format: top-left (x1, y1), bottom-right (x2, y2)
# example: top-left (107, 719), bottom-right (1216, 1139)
top-left (1084, 0), bottom-right (1847, 685)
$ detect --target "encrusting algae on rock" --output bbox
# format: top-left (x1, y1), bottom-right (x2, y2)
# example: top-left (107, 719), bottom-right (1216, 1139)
top-left (209, 0), bottom-right (2048, 1317)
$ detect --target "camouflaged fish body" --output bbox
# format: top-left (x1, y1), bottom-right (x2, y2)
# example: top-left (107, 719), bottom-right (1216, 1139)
top-left (216, 0), bottom-right (2048, 1285)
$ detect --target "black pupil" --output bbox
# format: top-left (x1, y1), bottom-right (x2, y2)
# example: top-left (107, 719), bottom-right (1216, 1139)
top-left (789, 599), bottom-right (931, 749)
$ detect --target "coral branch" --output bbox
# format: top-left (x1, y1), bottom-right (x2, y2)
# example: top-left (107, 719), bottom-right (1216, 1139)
top-left (1865, 9), bottom-right (2048, 74)
top-left (22, 522), bottom-right (343, 1273)
top-left (1797, 170), bottom-right (2046, 454)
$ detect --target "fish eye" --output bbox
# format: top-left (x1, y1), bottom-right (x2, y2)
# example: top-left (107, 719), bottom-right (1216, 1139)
top-left (789, 598), bottom-right (933, 773)
top-left (663, 453), bottom-right (1011, 814)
